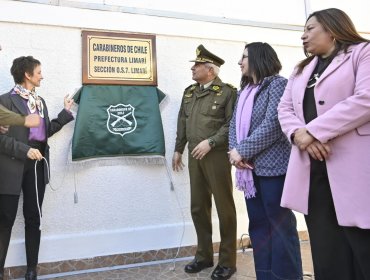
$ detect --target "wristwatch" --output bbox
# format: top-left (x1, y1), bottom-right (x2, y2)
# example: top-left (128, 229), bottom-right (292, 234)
top-left (208, 138), bottom-right (216, 148)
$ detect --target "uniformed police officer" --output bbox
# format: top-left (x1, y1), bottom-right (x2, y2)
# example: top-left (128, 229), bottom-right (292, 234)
top-left (172, 45), bottom-right (237, 280)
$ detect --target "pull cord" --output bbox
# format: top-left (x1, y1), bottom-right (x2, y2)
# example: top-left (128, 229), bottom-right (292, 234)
top-left (34, 157), bottom-right (50, 230)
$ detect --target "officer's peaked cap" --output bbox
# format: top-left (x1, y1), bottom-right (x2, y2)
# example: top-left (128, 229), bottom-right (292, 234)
top-left (190, 44), bottom-right (225, 67)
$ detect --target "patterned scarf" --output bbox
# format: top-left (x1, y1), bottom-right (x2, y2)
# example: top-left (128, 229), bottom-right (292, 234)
top-left (235, 84), bottom-right (259, 199)
top-left (14, 84), bottom-right (44, 118)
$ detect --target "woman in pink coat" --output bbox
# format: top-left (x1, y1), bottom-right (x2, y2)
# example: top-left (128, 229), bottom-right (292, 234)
top-left (278, 8), bottom-right (370, 280)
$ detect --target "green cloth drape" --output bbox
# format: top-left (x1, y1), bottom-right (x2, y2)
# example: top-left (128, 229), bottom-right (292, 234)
top-left (72, 85), bottom-right (165, 161)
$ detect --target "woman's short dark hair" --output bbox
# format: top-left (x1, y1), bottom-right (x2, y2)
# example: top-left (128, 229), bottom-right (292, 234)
top-left (10, 56), bottom-right (41, 84)
top-left (297, 8), bottom-right (369, 73)
top-left (241, 42), bottom-right (281, 89)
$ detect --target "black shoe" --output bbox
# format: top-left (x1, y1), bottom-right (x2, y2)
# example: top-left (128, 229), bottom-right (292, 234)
top-left (25, 270), bottom-right (37, 280)
top-left (184, 258), bottom-right (214, 273)
top-left (211, 265), bottom-right (236, 280)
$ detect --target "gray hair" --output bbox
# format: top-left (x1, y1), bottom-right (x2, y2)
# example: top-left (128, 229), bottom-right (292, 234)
top-left (205, 62), bottom-right (220, 76)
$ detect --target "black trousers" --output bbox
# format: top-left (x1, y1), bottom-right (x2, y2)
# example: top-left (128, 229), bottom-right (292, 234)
top-left (0, 145), bottom-right (45, 271)
top-left (305, 159), bottom-right (370, 280)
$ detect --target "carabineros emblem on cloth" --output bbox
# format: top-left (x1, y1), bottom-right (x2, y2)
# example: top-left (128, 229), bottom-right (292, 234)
top-left (106, 104), bottom-right (137, 137)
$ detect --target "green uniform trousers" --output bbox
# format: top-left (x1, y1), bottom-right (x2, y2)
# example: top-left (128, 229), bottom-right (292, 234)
top-left (188, 148), bottom-right (237, 268)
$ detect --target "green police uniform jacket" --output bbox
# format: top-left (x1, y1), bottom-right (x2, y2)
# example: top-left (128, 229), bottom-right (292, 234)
top-left (0, 104), bottom-right (25, 126)
top-left (175, 76), bottom-right (237, 153)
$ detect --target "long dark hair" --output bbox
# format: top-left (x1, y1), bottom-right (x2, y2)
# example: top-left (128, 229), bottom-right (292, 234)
top-left (240, 42), bottom-right (281, 90)
top-left (296, 8), bottom-right (369, 74)
top-left (10, 56), bottom-right (41, 84)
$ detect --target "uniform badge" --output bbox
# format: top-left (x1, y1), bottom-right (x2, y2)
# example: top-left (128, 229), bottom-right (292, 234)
top-left (212, 85), bottom-right (220, 91)
top-left (212, 105), bottom-right (217, 110)
top-left (107, 104), bottom-right (137, 137)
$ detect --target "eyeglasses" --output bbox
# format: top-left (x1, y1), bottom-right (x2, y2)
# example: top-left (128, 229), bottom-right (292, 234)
top-left (241, 54), bottom-right (248, 59)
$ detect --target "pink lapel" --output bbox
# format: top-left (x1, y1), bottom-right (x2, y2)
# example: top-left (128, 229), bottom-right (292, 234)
top-left (317, 49), bottom-right (352, 86)
top-left (293, 57), bottom-right (318, 121)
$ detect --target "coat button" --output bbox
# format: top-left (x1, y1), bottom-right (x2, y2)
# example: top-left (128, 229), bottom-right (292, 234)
top-left (318, 100), bottom-right (325, 105)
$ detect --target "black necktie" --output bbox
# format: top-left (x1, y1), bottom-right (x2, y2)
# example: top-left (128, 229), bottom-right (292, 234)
top-left (200, 85), bottom-right (204, 91)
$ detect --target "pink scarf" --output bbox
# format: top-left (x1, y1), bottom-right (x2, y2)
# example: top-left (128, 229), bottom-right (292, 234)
top-left (14, 84), bottom-right (44, 118)
top-left (235, 84), bottom-right (259, 199)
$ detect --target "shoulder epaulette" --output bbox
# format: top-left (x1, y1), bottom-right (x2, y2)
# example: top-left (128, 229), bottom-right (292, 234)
top-left (225, 83), bottom-right (237, 90)
top-left (184, 83), bottom-right (197, 94)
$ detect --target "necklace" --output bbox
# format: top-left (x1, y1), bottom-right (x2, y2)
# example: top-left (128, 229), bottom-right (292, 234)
top-left (306, 73), bottom-right (320, 88)
top-left (306, 55), bottom-right (333, 89)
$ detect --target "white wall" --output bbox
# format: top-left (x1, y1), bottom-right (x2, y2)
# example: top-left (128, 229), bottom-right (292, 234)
top-left (1, 0), bottom-right (367, 268)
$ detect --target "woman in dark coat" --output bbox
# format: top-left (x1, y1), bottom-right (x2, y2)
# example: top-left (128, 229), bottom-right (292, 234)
top-left (0, 56), bottom-right (74, 280)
